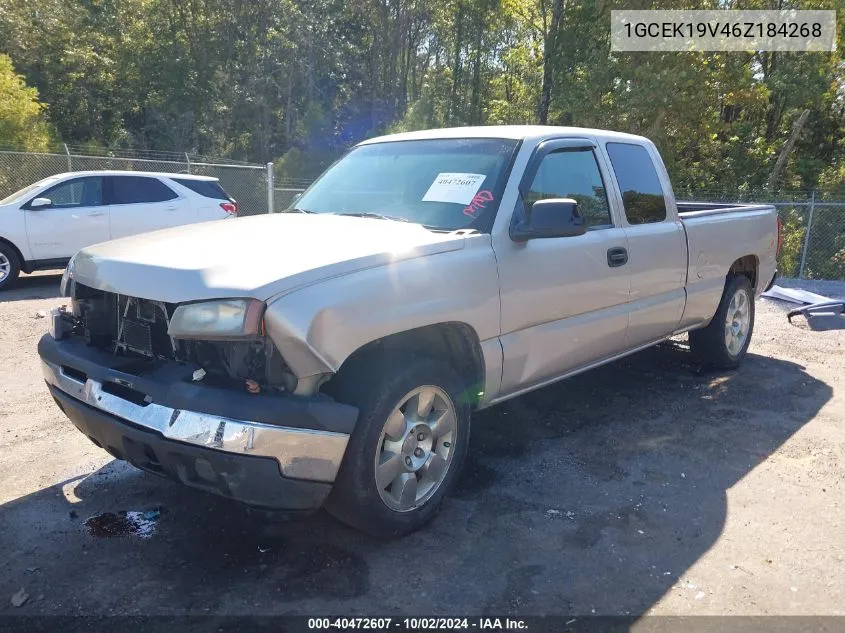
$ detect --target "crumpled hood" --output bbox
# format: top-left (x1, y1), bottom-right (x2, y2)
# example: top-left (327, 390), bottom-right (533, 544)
top-left (72, 213), bottom-right (466, 302)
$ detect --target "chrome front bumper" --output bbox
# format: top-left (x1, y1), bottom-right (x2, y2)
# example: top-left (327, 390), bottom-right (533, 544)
top-left (42, 359), bottom-right (349, 483)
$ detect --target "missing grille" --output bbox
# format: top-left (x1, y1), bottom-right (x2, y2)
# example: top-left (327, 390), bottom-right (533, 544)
top-left (121, 319), bottom-right (153, 355)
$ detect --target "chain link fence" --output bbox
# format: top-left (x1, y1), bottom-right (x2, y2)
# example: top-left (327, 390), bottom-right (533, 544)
top-left (675, 189), bottom-right (845, 281)
top-left (272, 178), bottom-right (313, 212)
top-left (0, 146), bottom-right (272, 216)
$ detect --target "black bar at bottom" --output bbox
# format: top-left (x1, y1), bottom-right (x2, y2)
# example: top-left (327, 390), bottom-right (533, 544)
top-left (1, 616), bottom-right (843, 633)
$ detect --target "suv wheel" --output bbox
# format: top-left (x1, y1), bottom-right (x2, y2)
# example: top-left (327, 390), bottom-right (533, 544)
top-left (0, 243), bottom-right (21, 291)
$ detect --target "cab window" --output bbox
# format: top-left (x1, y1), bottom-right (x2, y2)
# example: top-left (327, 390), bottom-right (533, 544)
top-left (605, 143), bottom-right (667, 224)
top-left (525, 148), bottom-right (612, 228)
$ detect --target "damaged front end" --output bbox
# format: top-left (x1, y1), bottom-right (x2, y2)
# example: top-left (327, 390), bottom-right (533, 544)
top-left (52, 283), bottom-right (299, 395)
top-left (41, 281), bottom-right (358, 511)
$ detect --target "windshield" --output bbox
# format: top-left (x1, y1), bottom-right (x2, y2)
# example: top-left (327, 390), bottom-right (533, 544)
top-left (291, 138), bottom-right (519, 231)
top-left (0, 177), bottom-right (58, 206)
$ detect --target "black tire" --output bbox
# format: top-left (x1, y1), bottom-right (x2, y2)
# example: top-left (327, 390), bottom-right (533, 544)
top-left (324, 355), bottom-right (471, 538)
top-left (0, 242), bottom-right (21, 291)
top-left (689, 275), bottom-right (755, 369)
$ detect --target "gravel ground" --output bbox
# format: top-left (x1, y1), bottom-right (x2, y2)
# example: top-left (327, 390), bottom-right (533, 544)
top-left (0, 271), bottom-right (843, 616)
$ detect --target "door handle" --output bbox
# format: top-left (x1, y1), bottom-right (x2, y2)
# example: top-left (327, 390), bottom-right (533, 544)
top-left (607, 246), bottom-right (628, 267)
top-left (166, 206), bottom-right (177, 211)
top-left (88, 212), bottom-right (107, 217)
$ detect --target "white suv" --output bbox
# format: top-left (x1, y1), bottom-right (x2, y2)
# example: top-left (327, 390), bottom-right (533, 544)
top-left (0, 170), bottom-right (238, 290)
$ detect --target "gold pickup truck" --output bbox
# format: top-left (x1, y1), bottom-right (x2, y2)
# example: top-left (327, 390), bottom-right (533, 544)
top-left (39, 126), bottom-right (780, 537)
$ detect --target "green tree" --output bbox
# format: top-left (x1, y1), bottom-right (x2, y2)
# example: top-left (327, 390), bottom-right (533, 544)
top-left (0, 54), bottom-right (52, 149)
top-left (0, 0), bottom-right (841, 209)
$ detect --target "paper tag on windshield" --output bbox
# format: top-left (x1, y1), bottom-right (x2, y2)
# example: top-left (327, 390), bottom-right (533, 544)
top-left (422, 173), bottom-right (486, 205)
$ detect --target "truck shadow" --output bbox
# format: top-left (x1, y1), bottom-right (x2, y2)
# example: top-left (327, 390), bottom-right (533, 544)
top-left (0, 341), bottom-right (832, 616)
top-left (0, 273), bottom-right (63, 302)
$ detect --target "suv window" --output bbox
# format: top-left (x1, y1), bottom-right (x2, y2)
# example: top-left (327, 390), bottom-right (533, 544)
top-left (525, 148), bottom-right (612, 228)
top-left (35, 176), bottom-right (103, 208)
top-left (108, 176), bottom-right (178, 205)
top-left (605, 143), bottom-right (666, 224)
top-left (172, 178), bottom-right (231, 200)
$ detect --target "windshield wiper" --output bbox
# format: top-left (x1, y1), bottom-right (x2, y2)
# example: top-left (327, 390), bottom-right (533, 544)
top-left (333, 212), bottom-right (410, 223)
top-left (284, 207), bottom-right (315, 213)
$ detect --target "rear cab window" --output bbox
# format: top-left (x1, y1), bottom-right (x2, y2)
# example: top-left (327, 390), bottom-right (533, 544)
top-left (106, 176), bottom-right (178, 205)
top-left (172, 178), bottom-right (232, 201)
top-left (605, 143), bottom-right (667, 224)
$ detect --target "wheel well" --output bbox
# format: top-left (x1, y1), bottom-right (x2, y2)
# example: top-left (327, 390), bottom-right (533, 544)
top-left (728, 255), bottom-right (758, 290)
top-left (0, 237), bottom-right (25, 272)
top-left (324, 323), bottom-right (485, 408)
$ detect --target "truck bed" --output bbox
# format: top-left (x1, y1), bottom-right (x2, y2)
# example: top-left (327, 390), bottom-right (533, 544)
top-left (674, 199), bottom-right (778, 333)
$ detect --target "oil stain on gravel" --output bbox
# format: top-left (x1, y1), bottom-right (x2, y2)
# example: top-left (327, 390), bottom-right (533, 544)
top-left (84, 509), bottom-right (161, 539)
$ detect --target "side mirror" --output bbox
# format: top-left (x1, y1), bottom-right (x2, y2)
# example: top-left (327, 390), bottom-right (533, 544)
top-left (510, 198), bottom-right (586, 242)
top-left (29, 197), bottom-right (52, 209)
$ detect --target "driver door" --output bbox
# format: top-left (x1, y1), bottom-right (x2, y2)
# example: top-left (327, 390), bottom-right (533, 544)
top-left (493, 139), bottom-right (631, 395)
top-left (23, 176), bottom-right (110, 260)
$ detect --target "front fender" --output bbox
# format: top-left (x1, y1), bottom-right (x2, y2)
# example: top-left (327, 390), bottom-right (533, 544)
top-left (263, 235), bottom-right (501, 381)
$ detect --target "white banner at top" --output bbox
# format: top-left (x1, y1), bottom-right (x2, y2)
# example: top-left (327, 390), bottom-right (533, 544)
top-left (611, 10), bottom-right (837, 52)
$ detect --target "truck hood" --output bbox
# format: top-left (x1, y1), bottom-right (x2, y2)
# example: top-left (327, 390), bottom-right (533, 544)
top-left (72, 213), bottom-right (466, 302)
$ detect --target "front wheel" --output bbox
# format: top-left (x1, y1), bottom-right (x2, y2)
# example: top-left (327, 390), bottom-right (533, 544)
top-left (0, 242), bottom-right (21, 291)
top-left (325, 357), bottom-right (471, 538)
top-left (689, 275), bottom-right (755, 369)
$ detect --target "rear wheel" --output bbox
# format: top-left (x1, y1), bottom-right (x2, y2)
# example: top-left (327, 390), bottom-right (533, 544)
top-left (689, 275), bottom-right (755, 369)
top-left (325, 356), bottom-right (470, 538)
top-left (0, 243), bottom-right (21, 291)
